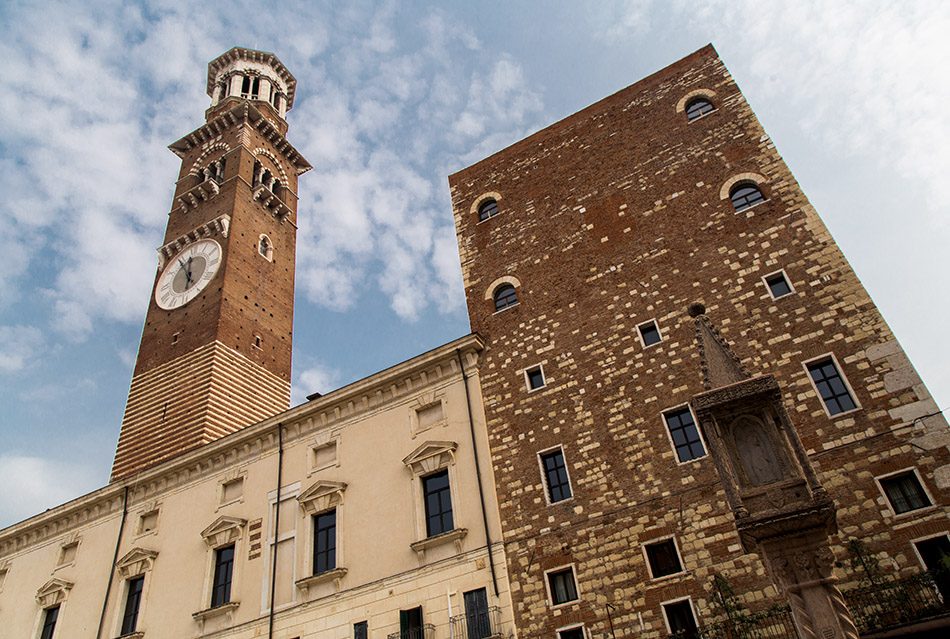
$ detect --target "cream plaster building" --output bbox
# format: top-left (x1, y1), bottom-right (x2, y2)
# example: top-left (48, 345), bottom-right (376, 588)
top-left (0, 336), bottom-right (512, 639)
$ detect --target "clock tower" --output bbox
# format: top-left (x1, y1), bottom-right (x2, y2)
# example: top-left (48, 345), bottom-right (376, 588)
top-left (112, 48), bottom-right (311, 480)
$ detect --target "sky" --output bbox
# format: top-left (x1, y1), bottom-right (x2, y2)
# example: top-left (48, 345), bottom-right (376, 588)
top-left (0, 0), bottom-right (947, 529)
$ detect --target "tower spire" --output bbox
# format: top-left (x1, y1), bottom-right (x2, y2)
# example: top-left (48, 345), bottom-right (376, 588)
top-left (687, 301), bottom-right (750, 390)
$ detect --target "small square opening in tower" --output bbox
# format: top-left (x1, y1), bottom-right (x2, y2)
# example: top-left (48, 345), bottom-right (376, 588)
top-left (638, 320), bottom-right (662, 347)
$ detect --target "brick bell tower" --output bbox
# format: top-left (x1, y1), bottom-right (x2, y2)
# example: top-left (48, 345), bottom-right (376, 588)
top-left (112, 48), bottom-right (311, 480)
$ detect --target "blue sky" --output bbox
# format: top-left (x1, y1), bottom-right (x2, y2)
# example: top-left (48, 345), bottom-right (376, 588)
top-left (1, 0), bottom-right (947, 528)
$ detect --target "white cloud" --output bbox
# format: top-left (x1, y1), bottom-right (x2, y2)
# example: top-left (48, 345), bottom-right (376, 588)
top-left (0, 325), bottom-right (43, 373)
top-left (0, 454), bottom-right (102, 528)
top-left (291, 363), bottom-right (344, 406)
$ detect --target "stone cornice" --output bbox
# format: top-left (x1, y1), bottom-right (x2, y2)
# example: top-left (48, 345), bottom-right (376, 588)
top-left (0, 334), bottom-right (484, 558)
top-left (168, 103), bottom-right (311, 175)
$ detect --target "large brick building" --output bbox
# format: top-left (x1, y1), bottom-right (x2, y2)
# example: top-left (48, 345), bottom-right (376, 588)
top-left (0, 45), bottom-right (947, 639)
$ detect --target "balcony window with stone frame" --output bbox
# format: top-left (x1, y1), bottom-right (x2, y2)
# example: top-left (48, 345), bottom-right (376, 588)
top-left (40, 605), bottom-right (60, 639)
top-left (423, 470), bottom-right (454, 537)
top-left (210, 544), bottom-right (235, 608)
top-left (880, 470), bottom-right (932, 515)
top-left (120, 575), bottom-right (144, 636)
top-left (313, 509), bottom-right (337, 575)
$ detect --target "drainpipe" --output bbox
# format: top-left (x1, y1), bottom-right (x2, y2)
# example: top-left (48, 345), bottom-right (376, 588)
top-left (268, 423), bottom-right (284, 639)
top-left (456, 348), bottom-right (500, 597)
top-left (96, 485), bottom-right (129, 639)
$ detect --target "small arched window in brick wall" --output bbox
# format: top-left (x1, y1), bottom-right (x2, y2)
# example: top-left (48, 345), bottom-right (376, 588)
top-left (730, 183), bottom-right (765, 212)
top-left (258, 234), bottom-right (273, 262)
top-left (493, 284), bottom-right (519, 312)
top-left (685, 97), bottom-right (715, 121)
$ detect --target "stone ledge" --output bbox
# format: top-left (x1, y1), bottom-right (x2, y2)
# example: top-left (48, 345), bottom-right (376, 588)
top-left (295, 567), bottom-right (347, 594)
top-left (192, 600), bottom-right (239, 623)
top-left (410, 528), bottom-right (468, 560)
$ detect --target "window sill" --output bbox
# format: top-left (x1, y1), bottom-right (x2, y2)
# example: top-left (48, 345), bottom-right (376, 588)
top-left (295, 567), bottom-right (347, 595)
top-left (687, 109), bottom-right (718, 123)
top-left (734, 198), bottom-right (770, 215)
top-left (116, 633), bottom-right (145, 639)
top-left (410, 528), bottom-right (468, 560)
top-left (192, 600), bottom-right (239, 623)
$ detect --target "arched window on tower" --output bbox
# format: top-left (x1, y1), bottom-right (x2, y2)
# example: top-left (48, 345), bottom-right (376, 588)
top-left (251, 76), bottom-right (260, 99)
top-left (240, 75), bottom-right (251, 98)
top-left (478, 198), bottom-right (499, 222)
top-left (685, 97), bottom-right (715, 121)
top-left (493, 283), bottom-right (519, 312)
top-left (218, 80), bottom-right (228, 102)
top-left (729, 183), bottom-right (765, 212)
top-left (258, 234), bottom-right (273, 261)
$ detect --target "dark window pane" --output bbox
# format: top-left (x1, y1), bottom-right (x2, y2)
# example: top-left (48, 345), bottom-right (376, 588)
top-left (494, 284), bottom-right (518, 311)
top-left (314, 509), bottom-right (337, 574)
top-left (548, 567), bottom-right (579, 605)
top-left (663, 408), bottom-right (705, 462)
top-left (40, 606), bottom-right (59, 639)
top-left (355, 621), bottom-right (369, 639)
top-left (559, 628), bottom-right (585, 639)
top-left (730, 184), bottom-right (765, 211)
top-left (639, 321), bottom-right (662, 347)
top-left (463, 588), bottom-right (491, 639)
top-left (664, 600), bottom-right (699, 637)
top-left (685, 98), bottom-right (715, 121)
top-left (423, 470), bottom-right (453, 536)
top-left (211, 544), bottom-right (234, 607)
top-left (526, 367), bottom-right (545, 390)
top-left (121, 575), bottom-right (145, 634)
top-left (881, 472), bottom-right (931, 514)
top-left (478, 199), bottom-right (499, 221)
top-left (806, 358), bottom-right (857, 415)
top-left (646, 539), bottom-right (683, 578)
top-left (765, 273), bottom-right (792, 298)
top-left (541, 450), bottom-right (572, 502)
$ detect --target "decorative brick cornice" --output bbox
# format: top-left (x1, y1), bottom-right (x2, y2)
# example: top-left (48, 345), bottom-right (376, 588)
top-left (156, 215), bottom-right (230, 268)
top-left (169, 103), bottom-right (311, 175)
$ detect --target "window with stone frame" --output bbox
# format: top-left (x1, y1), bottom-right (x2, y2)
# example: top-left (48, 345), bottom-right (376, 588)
top-left (663, 407), bottom-right (706, 463)
top-left (540, 448), bottom-right (572, 503)
top-left (524, 365), bottom-right (546, 391)
top-left (805, 356), bottom-right (858, 416)
top-left (120, 575), bottom-right (145, 635)
top-left (547, 566), bottom-right (579, 606)
top-left (662, 599), bottom-right (699, 637)
top-left (40, 605), bottom-right (60, 639)
top-left (493, 284), bottom-right (519, 312)
top-left (644, 538), bottom-right (684, 578)
top-left (313, 509), bottom-right (337, 574)
top-left (638, 320), bottom-right (663, 347)
top-left (423, 469), bottom-right (454, 537)
top-left (879, 470), bottom-right (931, 515)
top-left (557, 626), bottom-right (586, 639)
top-left (764, 270), bottom-right (794, 299)
top-left (211, 544), bottom-right (235, 607)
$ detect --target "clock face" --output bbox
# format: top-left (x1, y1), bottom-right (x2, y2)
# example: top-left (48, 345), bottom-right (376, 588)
top-left (155, 239), bottom-right (222, 310)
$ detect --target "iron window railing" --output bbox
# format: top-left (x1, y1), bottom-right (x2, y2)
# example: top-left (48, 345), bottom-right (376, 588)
top-left (667, 605), bottom-right (798, 639)
top-left (388, 624), bottom-right (436, 639)
top-left (449, 606), bottom-right (502, 639)
top-left (842, 568), bottom-right (950, 634)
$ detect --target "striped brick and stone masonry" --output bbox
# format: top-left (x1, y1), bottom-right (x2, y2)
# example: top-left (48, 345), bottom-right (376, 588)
top-left (450, 44), bottom-right (949, 638)
top-left (112, 48), bottom-right (311, 480)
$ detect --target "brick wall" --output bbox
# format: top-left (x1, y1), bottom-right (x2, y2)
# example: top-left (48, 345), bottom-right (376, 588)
top-left (450, 44), bottom-right (949, 639)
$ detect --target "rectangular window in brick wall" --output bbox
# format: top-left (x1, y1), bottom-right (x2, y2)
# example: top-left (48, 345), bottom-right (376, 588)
top-left (806, 357), bottom-right (858, 416)
top-left (638, 320), bottom-right (662, 347)
top-left (645, 538), bottom-right (684, 578)
top-left (663, 599), bottom-right (699, 636)
top-left (764, 270), bottom-right (793, 299)
top-left (663, 407), bottom-right (705, 463)
top-left (547, 566), bottom-right (579, 606)
top-left (540, 448), bottom-right (572, 503)
top-left (880, 471), bottom-right (931, 514)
